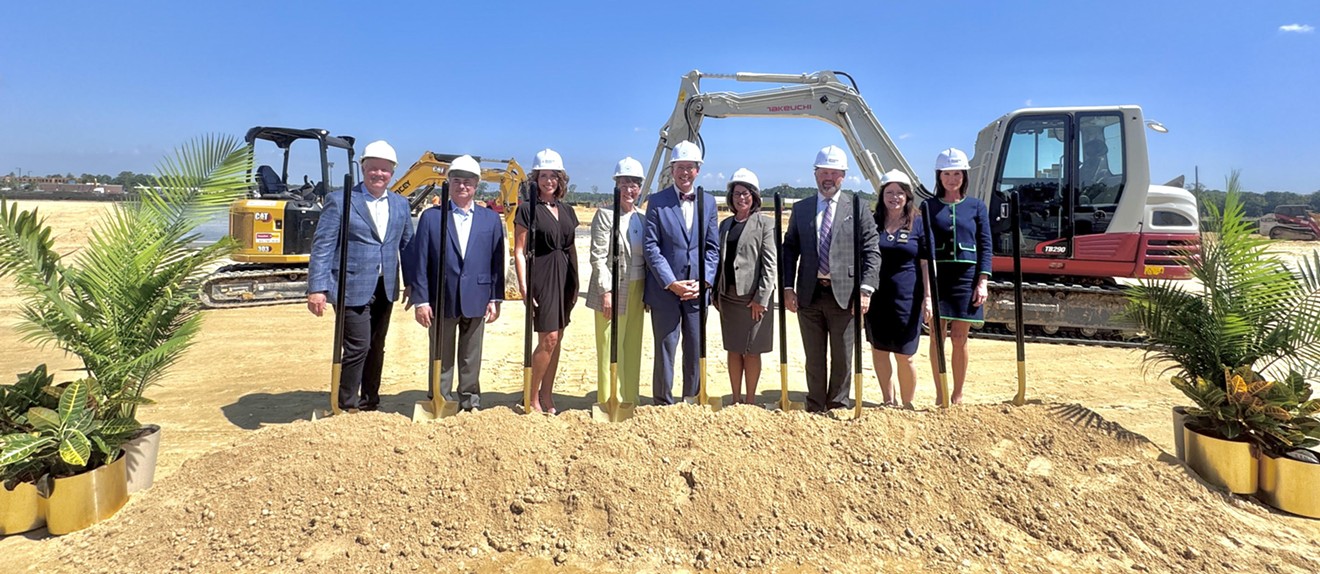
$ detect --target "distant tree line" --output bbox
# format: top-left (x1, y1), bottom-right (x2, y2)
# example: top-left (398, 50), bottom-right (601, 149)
top-left (1189, 185), bottom-right (1320, 218)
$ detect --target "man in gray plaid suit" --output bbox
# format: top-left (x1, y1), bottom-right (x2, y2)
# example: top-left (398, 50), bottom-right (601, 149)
top-left (782, 145), bottom-right (881, 413)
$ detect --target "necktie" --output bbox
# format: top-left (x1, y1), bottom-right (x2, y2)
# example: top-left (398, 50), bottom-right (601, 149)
top-left (680, 192), bottom-right (695, 202)
top-left (818, 198), bottom-right (833, 276)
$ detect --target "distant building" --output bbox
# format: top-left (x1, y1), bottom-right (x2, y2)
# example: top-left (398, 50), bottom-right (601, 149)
top-left (31, 182), bottom-right (126, 195)
top-left (3, 176), bottom-right (126, 195)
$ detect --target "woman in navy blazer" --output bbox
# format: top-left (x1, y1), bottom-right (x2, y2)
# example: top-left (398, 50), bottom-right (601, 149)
top-left (923, 148), bottom-right (992, 405)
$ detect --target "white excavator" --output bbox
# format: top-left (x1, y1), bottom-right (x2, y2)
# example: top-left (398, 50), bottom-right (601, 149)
top-left (644, 70), bottom-right (1201, 344)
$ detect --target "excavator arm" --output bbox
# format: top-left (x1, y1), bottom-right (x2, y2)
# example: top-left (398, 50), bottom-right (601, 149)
top-left (644, 70), bottom-right (925, 199)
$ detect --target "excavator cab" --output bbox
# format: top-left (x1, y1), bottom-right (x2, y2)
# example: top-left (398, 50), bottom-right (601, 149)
top-left (230, 127), bottom-right (356, 265)
top-left (200, 127), bottom-right (356, 308)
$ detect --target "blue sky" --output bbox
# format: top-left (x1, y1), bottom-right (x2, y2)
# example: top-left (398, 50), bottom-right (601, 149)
top-left (1, 1), bottom-right (1316, 193)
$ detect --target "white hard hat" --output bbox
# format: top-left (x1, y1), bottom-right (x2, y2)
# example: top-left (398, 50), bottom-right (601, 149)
top-left (613, 157), bottom-right (645, 180)
top-left (880, 169), bottom-right (912, 189)
top-left (935, 148), bottom-right (970, 171)
top-left (449, 155), bottom-right (481, 179)
top-left (728, 168), bottom-right (760, 191)
top-left (362, 140), bottom-right (398, 165)
top-left (814, 145), bottom-right (848, 170)
top-left (669, 140), bottom-right (703, 164)
top-left (532, 148), bottom-right (565, 172)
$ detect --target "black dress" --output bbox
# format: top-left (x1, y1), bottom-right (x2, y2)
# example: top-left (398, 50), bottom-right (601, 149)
top-left (515, 201), bottom-right (579, 333)
top-left (865, 216), bottom-right (925, 355)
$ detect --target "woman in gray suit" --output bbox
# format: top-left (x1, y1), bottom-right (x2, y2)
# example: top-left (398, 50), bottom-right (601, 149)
top-left (585, 158), bottom-right (647, 404)
top-left (715, 168), bottom-right (776, 405)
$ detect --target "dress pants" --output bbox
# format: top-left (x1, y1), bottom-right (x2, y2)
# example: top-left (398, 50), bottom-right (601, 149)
top-left (340, 277), bottom-right (392, 410)
top-left (429, 314), bottom-right (485, 410)
top-left (798, 281), bottom-right (855, 412)
top-left (593, 279), bottom-right (645, 404)
top-left (651, 298), bottom-right (702, 405)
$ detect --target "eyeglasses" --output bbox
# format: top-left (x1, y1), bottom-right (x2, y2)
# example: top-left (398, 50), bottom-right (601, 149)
top-left (672, 165), bottom-right (698, 172)
top-left (732, 190), bottom-right (754, 198)
top-left (617, 182), bottom-right (641, 191)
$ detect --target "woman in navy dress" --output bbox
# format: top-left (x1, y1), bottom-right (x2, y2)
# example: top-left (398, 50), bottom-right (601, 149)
top-left (864, 169), bottom-right (925, 409)
top-left (922, 148), bottom-right (992, 405)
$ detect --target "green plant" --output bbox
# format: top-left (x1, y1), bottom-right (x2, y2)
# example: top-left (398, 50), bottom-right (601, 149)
top-left (1178, 366), bottom-right (1320, 456)
top-left (0, 135), bottom-right (251, 422)
top-left (1127, 171), bottom-right (1320, 386)
top-left (0, 366), bottom-right (137, 484)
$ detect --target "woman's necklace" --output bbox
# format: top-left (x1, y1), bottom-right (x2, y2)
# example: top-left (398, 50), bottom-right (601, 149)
top-left (884, 216), bottom-right (904, 241)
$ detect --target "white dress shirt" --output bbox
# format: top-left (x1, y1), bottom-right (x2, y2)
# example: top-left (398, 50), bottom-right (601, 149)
top-left (364, 190), bottom-right (391, 276)
top-left (451, 201), bottom-right (473, 258)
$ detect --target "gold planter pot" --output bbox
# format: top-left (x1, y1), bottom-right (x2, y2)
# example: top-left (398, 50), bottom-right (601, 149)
top-left (44, 456), bottom-right (128, 536)
top-left (0, 481), bottom-right (46, 535)
top-left (1183, 424), bottom-right (1258, 494)
top-left (1258, 453), bottom-right (1320, 519)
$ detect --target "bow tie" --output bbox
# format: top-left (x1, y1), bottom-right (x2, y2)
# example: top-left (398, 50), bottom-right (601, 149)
top-left (680, 192), bottom-right (695, 202)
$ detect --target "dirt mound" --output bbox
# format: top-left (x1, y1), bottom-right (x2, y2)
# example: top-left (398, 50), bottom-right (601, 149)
top-left (35, 405), bottom-right (1320, 573)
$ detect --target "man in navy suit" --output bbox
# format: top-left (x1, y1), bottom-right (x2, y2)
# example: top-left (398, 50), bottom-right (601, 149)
top-left (643, 140), bottom-right (719, 405)
top-left (307, 140), bottom-right (415, 411)
top-left (402, 155), bottom-right (506, 411)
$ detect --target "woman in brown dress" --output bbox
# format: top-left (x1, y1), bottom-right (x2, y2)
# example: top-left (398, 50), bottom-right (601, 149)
top-left (514, 148), bottom-right (579, 414)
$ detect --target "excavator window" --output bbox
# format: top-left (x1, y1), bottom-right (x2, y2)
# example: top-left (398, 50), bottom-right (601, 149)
top-left (1074, 114), bottom-right (1126, 235)
top-left (997, 115), bottom-right (1069, 255)
top-left (1076, 114), bottom-right (1125, 206)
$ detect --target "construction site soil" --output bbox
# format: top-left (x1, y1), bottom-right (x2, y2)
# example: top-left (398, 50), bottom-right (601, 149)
top-left (2, 201), bottom-right (1318, 573)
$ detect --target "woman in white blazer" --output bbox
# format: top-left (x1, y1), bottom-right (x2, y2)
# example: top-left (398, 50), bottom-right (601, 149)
top-left (585, 158), bottom-right (648, 404)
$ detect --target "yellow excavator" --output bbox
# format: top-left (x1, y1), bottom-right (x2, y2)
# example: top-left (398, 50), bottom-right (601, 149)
top-left (200, 137), bottom-right (527, 308)
top-left (199, 127), bottom-right (356, 309)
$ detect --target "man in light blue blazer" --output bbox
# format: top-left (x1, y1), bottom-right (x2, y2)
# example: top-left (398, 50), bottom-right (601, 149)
top-left (401, 155), bottom-right (505, 411)
top-left (307, 140), bottom-right (414, 411)
top-left (643, 141), bottom-right (719, 405)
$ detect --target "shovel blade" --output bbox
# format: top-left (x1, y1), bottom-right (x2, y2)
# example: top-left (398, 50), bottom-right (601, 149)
top-left (591, 402), bottom-right (611, 422)
top-left (611, 402), bottom-right (636, 422)
top-left (593, 401), bottom-right (637, 422)
top-left (685, 395), bottom-right (721, 412)
top-left (412, 399), bottom-right (459, 422)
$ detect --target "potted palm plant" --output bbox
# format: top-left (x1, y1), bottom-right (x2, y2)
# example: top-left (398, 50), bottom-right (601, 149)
top-left (1127, 172), bottom-right (1320, 502)
top-left (0, 135), bottom-right (250, 532)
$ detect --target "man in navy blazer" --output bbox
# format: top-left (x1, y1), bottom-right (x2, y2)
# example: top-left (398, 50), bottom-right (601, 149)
top-left (307, 140), bottom-right (414, 411)
top-left (643, 140), bottom-right (719, 405)
top-left (402, 155), bottom-right (505, 411)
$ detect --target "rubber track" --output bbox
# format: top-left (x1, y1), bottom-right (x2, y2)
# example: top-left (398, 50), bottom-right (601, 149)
top-left (976, 279), bottom-right (1145, 349)
top-left (198, 264), bottom-right (309, 309)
